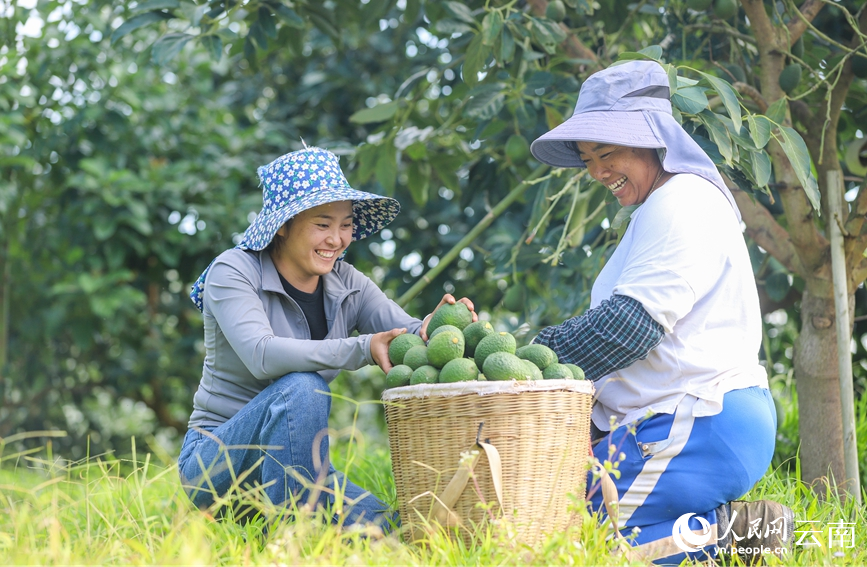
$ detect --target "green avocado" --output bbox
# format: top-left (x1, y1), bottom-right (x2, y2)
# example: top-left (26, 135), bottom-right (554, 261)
top-left (388, 333), bottom-right (424, 366)
top-left (439, 358), bottom-right (480, 383)
top-left (482, 351), bottom-right (526, 381)
top-left (427, 330), bottom-right (465, 369)
top-left (427, 302), bottom-right (473, 335)
top-left (410, 365), bottom-right (439, 385)
top-left (386, 364), bottom-right (414, 388)
top-left (403, 345), bottom-right (429, 370)
top-left (463, 320), bottom-right (495, 357)
top-left (779, 63), bottom-right (802, 93)
top-left (543, 363), bottom-right (574, 380)
top-left (474, 332), bottom-right (517, 371)
top-left (516, 344), bottom-right (558, 370)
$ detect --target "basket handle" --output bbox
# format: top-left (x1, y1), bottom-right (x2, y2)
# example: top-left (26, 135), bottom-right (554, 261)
top-left (430, 423), bottom-right (504, 527)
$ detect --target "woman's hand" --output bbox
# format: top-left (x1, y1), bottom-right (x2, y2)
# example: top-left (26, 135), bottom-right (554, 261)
top-left (420, 294), bottom-right (478, 341)
top-left (371, 328), bottom-right (407, 374)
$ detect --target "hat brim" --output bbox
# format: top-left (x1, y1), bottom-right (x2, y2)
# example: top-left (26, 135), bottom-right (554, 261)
top-left (530, 111), bottom-right (664, 168)
top-left (239, 185), bottom-right (400, 251)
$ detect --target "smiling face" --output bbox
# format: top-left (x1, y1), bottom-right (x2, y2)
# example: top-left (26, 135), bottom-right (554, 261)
top-left (576, 142), bottom-right (664, 207)
top-left (272, 200), bottom-right (354, 292)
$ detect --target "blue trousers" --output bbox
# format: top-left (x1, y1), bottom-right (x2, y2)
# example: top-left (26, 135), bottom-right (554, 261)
top-left (587, 386), bottom-right (776, 564)
top-left (177, 372), bottom-right (393, 529)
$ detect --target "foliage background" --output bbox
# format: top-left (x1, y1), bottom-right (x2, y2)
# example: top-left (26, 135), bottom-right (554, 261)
top-left (1, 0), bottom-right (866, 489)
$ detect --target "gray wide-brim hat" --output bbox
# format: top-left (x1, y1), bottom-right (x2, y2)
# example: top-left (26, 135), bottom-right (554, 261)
top-left (530, 60), bottom-right (740, 220)
top-left (189, 146), bottom-right (399, 311)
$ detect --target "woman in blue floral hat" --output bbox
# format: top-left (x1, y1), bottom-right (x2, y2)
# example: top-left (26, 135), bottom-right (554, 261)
top-left (179, 146), bottom-right (475, 531)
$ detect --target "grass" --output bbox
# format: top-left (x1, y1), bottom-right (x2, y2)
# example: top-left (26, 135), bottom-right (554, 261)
top-left (2, 433), bottom-right (865, 566)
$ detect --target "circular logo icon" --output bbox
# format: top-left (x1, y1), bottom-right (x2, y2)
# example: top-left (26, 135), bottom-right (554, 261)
top-left (672, 512), bottom-right (714, 553)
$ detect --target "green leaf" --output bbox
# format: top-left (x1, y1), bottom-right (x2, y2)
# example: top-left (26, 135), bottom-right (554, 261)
top-left (462, 33), bottom-right (490, 87)
top-left (444, 1), bottom-right (477, 24)
top-left (616, 50), bottom-right (661, 63)
top-left (747, 114), bottom-right (772, 149)
top-left (698, 110), bottom-right (733, 163)
top-left (375, 144), bottom-right (397, 195)
top-left (638, 45), bottom-right (663, 61)
top-left (672, 86), bottom-right (709, 114)
top-left (765, 272), bottom-right (790, 302)
top-left (404, 141), bottom-right (428, 160)
top-left (200, 34), bottom-right (223, 61)
top-left (349, 101), bottom-right (400, 124)
top-left (611, 205), bottom-right (638, 230)
top-left (274, 4), bottom-right (305, 28)
top-left (765, 98), bottom-right (787, 125)
top-left (133, 0), bottom-right (179, 12)
top-left (111, 12), bottom-right (171, 44)
top-left (463, 84), bottom-right (505, 120)
top-left (481, 11), bottom-right (503, 46)
top-left (258, 7), bottom-right (277, 39)
top-left (434, 19), bottom-right (474, 35)
top-left (151, 32), bottom-right (194, 64)
top-left (750, 149), bottom-right (772, 188)
top-left (406, 160), bottom-right (431, 207)
top-left (530, 18), bottom-right (558, 54)
top-left (697, 70), bottom-right (742, 134)
top-left (777, 126), bottom-right (820, 210)
top-left (498, 26), bottom-right (515, 63)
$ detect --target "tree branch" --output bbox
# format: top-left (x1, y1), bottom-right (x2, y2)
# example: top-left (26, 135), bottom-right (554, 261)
top-left (684, 23), bottom-right (756, 45)
top-left (734, 81), bottom-right (768, 113)
top-left (525, 0), bottom-right (600, 68)
top-left (786, 0), bottom-right (825, 43)
top-left (740, 0), bottom-right (777, 50)
top-left (732, 188), bottom-right (807, 277)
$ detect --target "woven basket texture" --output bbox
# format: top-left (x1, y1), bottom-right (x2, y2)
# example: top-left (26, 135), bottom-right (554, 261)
top-left (383, 381), bottom-right (593, 546)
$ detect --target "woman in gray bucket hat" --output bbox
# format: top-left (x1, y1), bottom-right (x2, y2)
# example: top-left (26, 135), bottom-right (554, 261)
top-left (530, 60), bottom-right (791, 564)
top-left (179, 146), bottom-right (476, 532)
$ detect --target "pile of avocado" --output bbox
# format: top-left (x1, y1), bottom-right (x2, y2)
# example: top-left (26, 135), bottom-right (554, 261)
top-left (385, 303), bottom-right (585, 389)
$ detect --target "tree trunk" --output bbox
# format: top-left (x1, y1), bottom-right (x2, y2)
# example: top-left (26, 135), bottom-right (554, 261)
top-left (795, 289), bottom-right (852, 491)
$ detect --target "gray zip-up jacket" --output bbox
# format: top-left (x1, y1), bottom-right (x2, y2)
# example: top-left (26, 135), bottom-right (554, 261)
top-left (188, 248), bottom-right (422, 428)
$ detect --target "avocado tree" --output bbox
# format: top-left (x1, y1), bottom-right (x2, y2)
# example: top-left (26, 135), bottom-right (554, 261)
top-left (7, 0), bottom-right (864, 491)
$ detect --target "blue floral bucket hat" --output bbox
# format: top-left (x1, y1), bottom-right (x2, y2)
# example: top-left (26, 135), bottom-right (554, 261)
top-left (189, 146), bottom-right (400, 311)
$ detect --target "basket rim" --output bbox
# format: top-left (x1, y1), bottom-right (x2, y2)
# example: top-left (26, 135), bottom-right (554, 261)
top-left (381, 378), bottom-right (594, 401)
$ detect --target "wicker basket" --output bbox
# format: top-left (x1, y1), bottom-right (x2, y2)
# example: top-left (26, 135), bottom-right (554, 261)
top-left (383, 379), bottom-right (594, 545)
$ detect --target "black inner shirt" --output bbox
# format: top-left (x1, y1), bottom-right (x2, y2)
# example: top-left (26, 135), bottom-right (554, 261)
top-left (278, 274), bottom-right (329, 340)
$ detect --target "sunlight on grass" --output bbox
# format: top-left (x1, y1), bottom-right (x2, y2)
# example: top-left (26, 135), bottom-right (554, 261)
top-left (2, 417), bottom-right (866, 565)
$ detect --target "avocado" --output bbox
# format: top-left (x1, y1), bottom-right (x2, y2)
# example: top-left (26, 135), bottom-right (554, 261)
top-left (427, 330), bottom-right (465, 368)
top-left (410, 365), bottom-right (439, 385)
top-left (522, 360), bottom-right (544, 381)
top-left (429, 324), bottom-right (462, 340)
top-left (564, 363), bottom-right (586, 380)
top-left (779, 63), bottom-right (802, 93)
top-left (543, 363), bottom-right (574, 380)
top-left (439, 358), bottom-right (480, 383)
top-left (474, 332), bottom-right (517, 370)
top-left (482, 351), bottom-right (526, 381)
top-left (506, 134), bottom-right (531, 163)
top-left (427, 302), bottom-right (473, 335)
top-left (386, 364), bottom-right (414, 388)
top-left (713, 0), bottom-right (737, 19)
top-left (463, 320), bottom-right (495, 357)
top-left (388, 333), bottom-right (424, 366)
top-left (403, 345), bottom-right (430, 370)
top-left (545, 0), bottom-right (566, 22)
top-left (516, 344), bottom-right (558, 370)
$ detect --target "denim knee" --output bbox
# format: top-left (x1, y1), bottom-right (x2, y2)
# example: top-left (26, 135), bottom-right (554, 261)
top-left (268, 372), bottom-right (331, 415)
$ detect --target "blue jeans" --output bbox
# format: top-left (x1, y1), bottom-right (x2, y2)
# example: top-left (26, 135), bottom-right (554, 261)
top-left (178, 372), bottom-right (393, 529)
